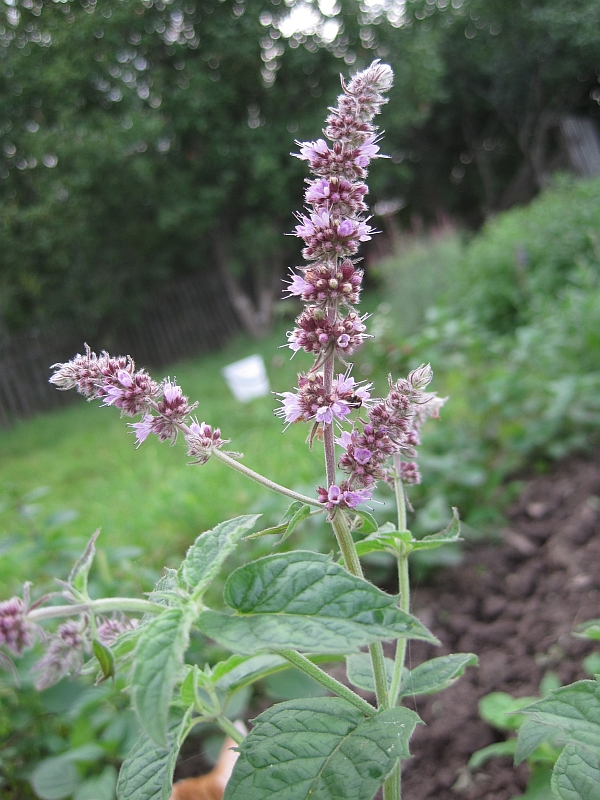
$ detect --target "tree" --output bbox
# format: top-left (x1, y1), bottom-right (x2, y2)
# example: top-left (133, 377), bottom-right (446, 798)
top-left (0, 0), bottom-right (442, 338)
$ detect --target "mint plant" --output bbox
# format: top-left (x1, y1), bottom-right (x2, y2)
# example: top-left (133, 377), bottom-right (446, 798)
top-left (0, 62), bottom-right (476, 800)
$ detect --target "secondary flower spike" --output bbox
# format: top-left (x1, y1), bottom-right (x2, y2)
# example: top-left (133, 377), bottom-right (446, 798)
top-left (50, 347), bottom-right (229, 464)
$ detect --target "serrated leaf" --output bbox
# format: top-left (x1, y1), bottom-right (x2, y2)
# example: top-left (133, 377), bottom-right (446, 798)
top-left (117, 709), bottom-right (192, 800)
top-left (346, 653), bottom-right (396, 693)
top-left (551, 742), bottom-right (600, 800)
top-left (399, 653), bottom-right (477, 697)
top-left (224, 698), bottom-right (422, 800)
top-left (519, 680), bottom-right (600, 749)
top-left (146, 569), bottom-right (179, 613)
top-left (468, 739), bottom-right (517, 770)
top-left (92, 638), bottom-right (115, 683)
top-left (132, 608), bottom-right (193, 746)
top-left (351, 509), bottom-right (379, 534)
top-left (514, 718), bottom-right (555, 765)
top-left (68, 529), bottom-right (100, 596)
top-left (181, 515), bottom-right (260, 596)
top-left (197, 551), bottom-right (436, 654)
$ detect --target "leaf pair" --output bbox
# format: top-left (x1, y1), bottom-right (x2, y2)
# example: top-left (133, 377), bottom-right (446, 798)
top-left (346, 652), bottom-right (477, 697)
top-left (354, 508), bottom-right (462, 559)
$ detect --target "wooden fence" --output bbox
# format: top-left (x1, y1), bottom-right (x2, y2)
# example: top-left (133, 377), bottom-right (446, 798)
top-left (0, 273), bottom-right (240, 426)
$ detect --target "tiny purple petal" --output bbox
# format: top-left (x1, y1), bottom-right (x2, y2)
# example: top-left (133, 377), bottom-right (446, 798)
top-left (316, 406), bottom-right (334, 424)
top-left (117, 370), bottom-right (133, 388)
top-left (337, 219), bottom-right (355, 238)
top-left (130, 414), bottom-right (154, 446)
top-left (343, 488), bottom-right (372, 508)
top-left (354, 447), bottom-right (373, 465)
top-left (327, 485), bottom-right (342, 504)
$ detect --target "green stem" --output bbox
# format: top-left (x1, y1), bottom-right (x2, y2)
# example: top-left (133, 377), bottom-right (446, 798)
top-left (383, 455), bottom-right (412, 800)
top-left (276, 649), bottom-right (375, 718)
top-left (27, 597), bottom-right (164, 622)
top-left (212, 450), bottom-right (321, 508)
top-left (330, 512), bottom-right (390, 711)
top-left (216, 716), bottom-right (245, 745)
top-left (388, 459), bottom-right (410, 706)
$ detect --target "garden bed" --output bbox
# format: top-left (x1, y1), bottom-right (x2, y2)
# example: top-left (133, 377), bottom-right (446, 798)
top-left (399, 449), bottom-right (600, 799)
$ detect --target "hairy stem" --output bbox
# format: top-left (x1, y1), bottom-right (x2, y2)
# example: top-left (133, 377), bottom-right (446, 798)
top-left (389, 457), bottom-right (410, 706)
top-left (27, 597), bottom-right (164, 623)
top-left (212, 449), bottom-right (321, 507)
top-left (384, 455), bottom-right (411, 800)
top-left (276, 649), bottom-right (375, 718)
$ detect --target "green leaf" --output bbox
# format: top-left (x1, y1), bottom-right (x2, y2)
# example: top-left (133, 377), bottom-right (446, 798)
top-left (514, 718), bottom-right (555, 765)
top-left (73, 766), bottom-right (118, 800)
top-left (346, 653), bottom-right (397, 693)
top-left (181, 515), bottom-right (260, 596)
top-left (179, 666), bottom-right (199, 708)
top-left (409, 507), bottom-right (462, 551)
top-left (117, 709), bottom-right (192, 800)
top-left (479, 692), bottom-right (539, 732)
top-left (351, 509), bottom-right (379, 534)
top-left (354, 532), bottom-right (408, 558)
top-left (244, 504), bottom-right (312, 542)
top-left (519, 680), bottom-right (600, 749)
top-left (132, 608), bottom-right (192, 746)
top-left (399, 653), bottom-right (477, 697)
top-left (514, 765), bottom-right (553, 800)
top-left (277, 503), bottom-right (311, 544)
top-left (197, 551), bottom-right (436, 654)
top-left (146, 569), bottom-right (179, 611)
top-left (29, 745), bottom-right (105, 799)
top-left (93, 638), bottom-right (116, 683)
top-left (224, 698), bottom-right (422, 800)
top-left (68, 529), bottom-right (100, 596)
top-left (30, 759), bottom-right (80, 800)
top-left (468, 739), bottom-right (517, 770)
top-left (551, 742), bottom-right (600, 800)
top-left (574, 619), bottom-right (600, 641)
top-left (212, 653), bottom-right (288, 692)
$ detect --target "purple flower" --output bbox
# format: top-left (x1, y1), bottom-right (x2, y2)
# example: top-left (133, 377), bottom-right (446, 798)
top-left (343, 487), bottom-right (373, 508)
top-left (130, 414), bottom-right (154, 446)
top-left (33, 621), bottom-right (88, 690)
top-left (0, 597), bottom-right (35, 656)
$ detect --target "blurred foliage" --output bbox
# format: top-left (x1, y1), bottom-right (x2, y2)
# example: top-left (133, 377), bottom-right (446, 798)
top-left (364, 177), bottom-right (600, 532)
top-left (399, 0), bottom-right (600, 223)
top-left (2, 0), bottom-right (599, 337)
top-left (0, 0), bottom-right (443, 336)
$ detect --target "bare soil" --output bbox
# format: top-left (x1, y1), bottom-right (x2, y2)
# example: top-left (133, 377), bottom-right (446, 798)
top-left (397, 450), bottom-right (600, 799)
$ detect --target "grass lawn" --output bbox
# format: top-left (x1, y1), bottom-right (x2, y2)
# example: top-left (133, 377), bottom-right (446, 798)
top-left (0, 322), bottom-right (337, 589)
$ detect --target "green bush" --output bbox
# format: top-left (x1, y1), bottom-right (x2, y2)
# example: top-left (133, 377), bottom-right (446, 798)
top-left (365, 178), bottom-right (600, 533)
top-left (454, 175), bottom-right (600, 333)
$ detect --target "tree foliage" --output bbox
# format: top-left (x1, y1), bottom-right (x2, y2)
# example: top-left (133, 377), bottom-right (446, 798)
top-left (0, 0), bottom-right (439, 336)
